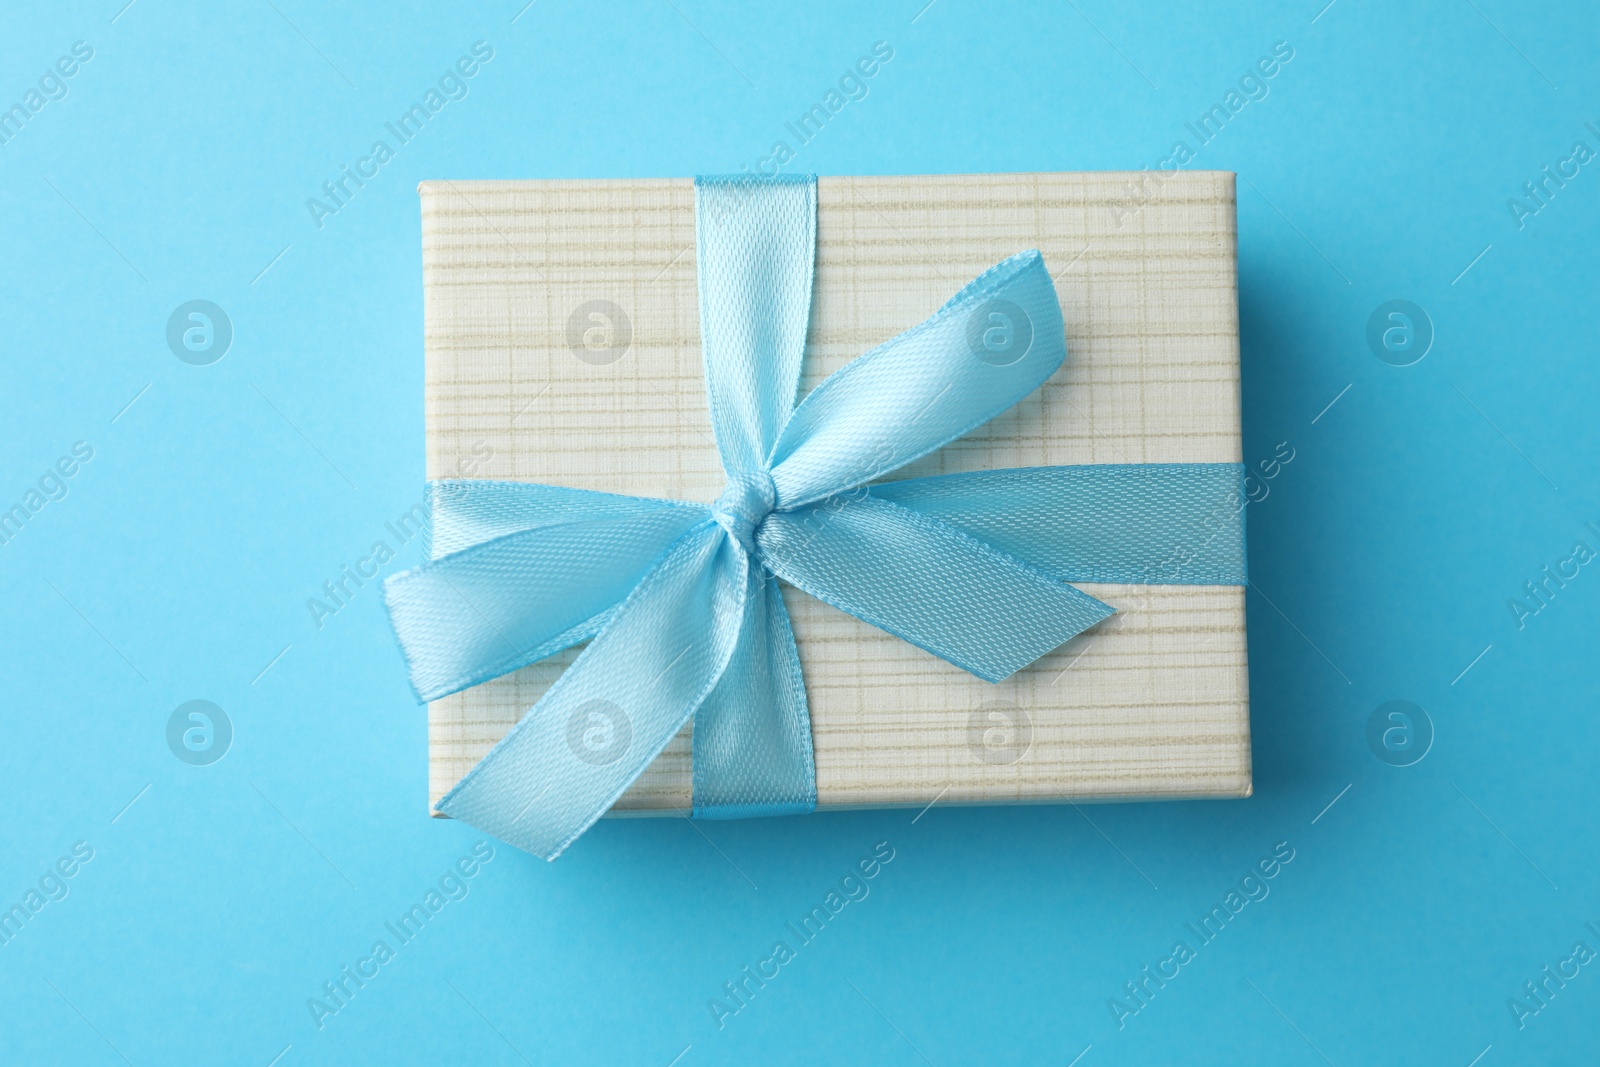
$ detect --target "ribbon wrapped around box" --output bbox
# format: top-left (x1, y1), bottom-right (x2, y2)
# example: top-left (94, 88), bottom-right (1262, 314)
top-left (392, 172), bottom-right (1252, 859)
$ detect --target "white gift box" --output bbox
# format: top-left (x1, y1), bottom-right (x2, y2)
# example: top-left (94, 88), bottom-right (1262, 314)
top-left (417, 172), bottom-right (1250, 816)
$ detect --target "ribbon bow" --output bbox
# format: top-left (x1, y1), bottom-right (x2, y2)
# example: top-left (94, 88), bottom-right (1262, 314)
top-left (386, 175), bottom-right (1246, 859)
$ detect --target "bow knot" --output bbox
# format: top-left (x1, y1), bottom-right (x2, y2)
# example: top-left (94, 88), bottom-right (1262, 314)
top-left (710, 469), bottom-right (777, 556)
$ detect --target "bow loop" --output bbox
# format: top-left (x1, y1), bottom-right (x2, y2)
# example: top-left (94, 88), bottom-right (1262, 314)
top-left (767, 249), bottom-right (1066, 509)
top-left (386, 498), bottom-right (709, 703)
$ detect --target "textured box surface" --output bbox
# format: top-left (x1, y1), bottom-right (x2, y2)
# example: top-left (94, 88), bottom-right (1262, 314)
top-left (419, 172), bottom-right (1250, 816)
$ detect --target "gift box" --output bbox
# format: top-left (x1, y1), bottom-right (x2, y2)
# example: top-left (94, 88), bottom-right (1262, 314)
top-left (417, 171), bottom-right (1249, 821)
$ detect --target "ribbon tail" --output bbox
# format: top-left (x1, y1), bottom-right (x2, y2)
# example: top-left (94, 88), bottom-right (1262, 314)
top-left (757, 495), bottom-right (1113, 683)
top-left (871, 464), bottom-right (1249, 584)
top-left (692, 573), bottom-right (815, 819)
top-left (384, 505), bottom-right (709, 702)
top-left (427, 479), bottom-right (694, 559)
top-left (435, 523), bottom-right (749, 860)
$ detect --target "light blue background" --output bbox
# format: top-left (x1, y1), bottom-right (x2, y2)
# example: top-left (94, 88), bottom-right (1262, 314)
top-left (2, 1), bottom-right (1597, 1063)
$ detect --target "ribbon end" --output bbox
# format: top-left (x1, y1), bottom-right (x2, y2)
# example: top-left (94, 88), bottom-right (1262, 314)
top-left (971, 588), bottom-right (1116, 684)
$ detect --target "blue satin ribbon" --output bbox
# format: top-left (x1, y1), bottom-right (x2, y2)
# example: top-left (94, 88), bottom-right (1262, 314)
top-left (384, 174), bottom-right (1247, 859)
